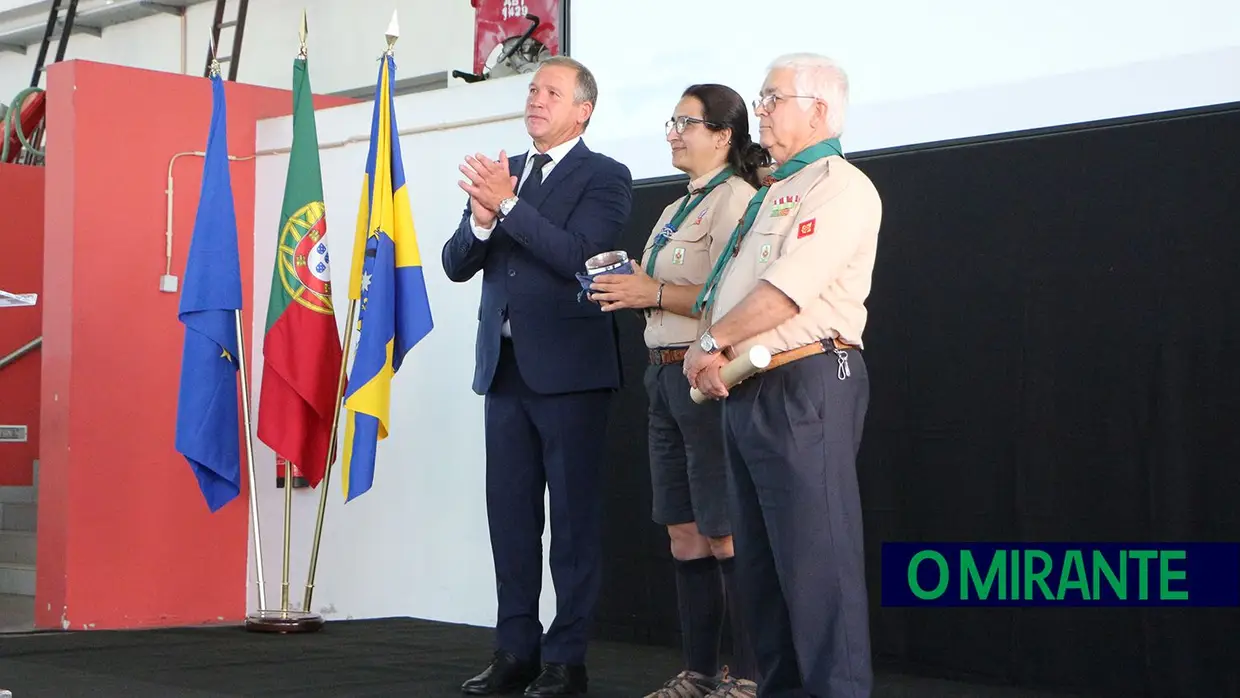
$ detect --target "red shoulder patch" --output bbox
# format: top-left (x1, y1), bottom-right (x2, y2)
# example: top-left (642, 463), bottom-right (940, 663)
top-left (797, 219), bottom-right (816, 238)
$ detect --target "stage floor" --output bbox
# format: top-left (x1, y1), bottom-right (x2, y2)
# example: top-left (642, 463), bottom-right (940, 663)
top-left (0, 617), bottom-right (1093, 697)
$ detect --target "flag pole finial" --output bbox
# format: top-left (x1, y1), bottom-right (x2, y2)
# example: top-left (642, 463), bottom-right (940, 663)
top-left (208, 27), bottom-right (221, 77)
top-left (298, 9), bottom-right (308, 59)
top-left (384, 10), bottom-right (399, 54)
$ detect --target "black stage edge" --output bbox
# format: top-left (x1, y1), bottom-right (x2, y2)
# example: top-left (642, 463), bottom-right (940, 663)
top-left (594, 102), bottom-right (1240, 698)
top-left (0, 618), bottom-right (1090, 697)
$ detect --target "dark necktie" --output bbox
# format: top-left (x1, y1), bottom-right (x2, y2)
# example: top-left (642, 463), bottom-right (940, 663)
top-left (520, 153), bottom-right (552, 198)
top-left (499, 153), bottom-right (553, 334)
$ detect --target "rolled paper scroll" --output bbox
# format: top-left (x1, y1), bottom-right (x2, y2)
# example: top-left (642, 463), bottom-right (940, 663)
top-left (690, 345), bottom-right (773, 404)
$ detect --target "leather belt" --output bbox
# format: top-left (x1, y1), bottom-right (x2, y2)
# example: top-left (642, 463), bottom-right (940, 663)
top-left (765, 337), bottom-right (857, 372)
top-left (648, 347), bottom-right (688, 365)
top-left (651, 338), bottom-right (856, 369)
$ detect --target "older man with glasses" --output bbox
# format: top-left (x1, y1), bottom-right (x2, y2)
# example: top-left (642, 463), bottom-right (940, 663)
top-left (681, 53), bottom-right (883, 698)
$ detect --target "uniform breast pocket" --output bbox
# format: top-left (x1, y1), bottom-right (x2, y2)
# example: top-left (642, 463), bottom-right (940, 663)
top-left (747, 225), bottom-right (789, 275)
top-left (662, 224), bottom-right (712, 278)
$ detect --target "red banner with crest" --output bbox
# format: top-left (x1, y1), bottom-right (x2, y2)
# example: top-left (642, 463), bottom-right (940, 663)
top-left (470, 0), bottom-right (563, 75)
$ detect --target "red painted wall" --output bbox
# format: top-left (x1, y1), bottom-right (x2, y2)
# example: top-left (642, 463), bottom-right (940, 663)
top-left (0, 163), bottom-right (43, 487)
top-left (38, 60), bottom-right (355, 630)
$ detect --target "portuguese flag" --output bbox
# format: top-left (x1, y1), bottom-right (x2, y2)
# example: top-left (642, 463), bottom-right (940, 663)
top-left (257, 53), bottom-right (343, 489)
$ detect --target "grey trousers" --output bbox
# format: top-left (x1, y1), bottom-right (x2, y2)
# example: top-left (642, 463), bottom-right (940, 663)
top-left (722, 348), bottom-right (872, 698)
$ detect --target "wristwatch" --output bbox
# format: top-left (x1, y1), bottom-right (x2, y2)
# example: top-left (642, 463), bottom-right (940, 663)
top-left (699, 330), bottom-right (721, 354)
top-left (498, 196), bottom-right (519, 218)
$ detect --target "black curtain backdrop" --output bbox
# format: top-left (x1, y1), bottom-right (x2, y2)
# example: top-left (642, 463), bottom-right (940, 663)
top-left (592, 102), bottom-right (1240, 697)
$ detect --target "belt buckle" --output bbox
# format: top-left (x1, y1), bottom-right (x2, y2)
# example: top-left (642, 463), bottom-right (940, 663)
top-left (650, 347), bottom-right (687, 365)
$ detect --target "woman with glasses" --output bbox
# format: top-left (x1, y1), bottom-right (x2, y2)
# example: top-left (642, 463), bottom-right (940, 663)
top-left (588, 83), bottom-right (767, 698)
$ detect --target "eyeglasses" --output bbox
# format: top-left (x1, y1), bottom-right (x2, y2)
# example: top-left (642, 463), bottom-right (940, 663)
top-left (665, 115), bottom-right (720, 135)
top-left (752, 93), bottom-right (818, 114)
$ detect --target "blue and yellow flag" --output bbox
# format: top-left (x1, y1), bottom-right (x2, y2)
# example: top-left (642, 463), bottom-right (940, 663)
top-left (341, 52), bottom-right (434, 501)
top-left (175, 72), bottom-right (244, 512)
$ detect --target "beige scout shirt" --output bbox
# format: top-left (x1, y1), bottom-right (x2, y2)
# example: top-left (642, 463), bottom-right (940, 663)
top-left (639, 165), bottom-right (756, 349)
top-left (708, 154), bottom-right (882, 357)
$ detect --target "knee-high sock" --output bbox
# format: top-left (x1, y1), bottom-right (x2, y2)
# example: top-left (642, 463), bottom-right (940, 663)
top-left (675, 556), bottom-right (725, 675)
top-left (720, 556), bottom-right (758, 681)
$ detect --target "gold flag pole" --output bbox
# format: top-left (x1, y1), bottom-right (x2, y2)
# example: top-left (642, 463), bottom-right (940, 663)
top-left (302, 299), bottom-right (354, 612)
top-left (277, 8), bottom-right (309, 619)
top-left (244, 12), bottom-right (323, 633)
top-left (301, 11), bottom-right (399, 614)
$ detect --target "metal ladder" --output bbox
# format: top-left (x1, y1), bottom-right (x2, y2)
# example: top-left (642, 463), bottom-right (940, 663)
top-left (29, 0), bottom-right (80, 88)
top-left (204, 0), bottom-right (250, 80)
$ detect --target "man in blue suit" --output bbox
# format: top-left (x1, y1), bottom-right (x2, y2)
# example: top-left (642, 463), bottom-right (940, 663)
top-left (443, 56), bottom-right (633, 698)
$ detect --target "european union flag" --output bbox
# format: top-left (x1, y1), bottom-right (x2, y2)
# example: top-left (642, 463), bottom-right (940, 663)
top-left (340, 52), bottom-right (434, 502)
top-left (175, 73), bottom-right (244, 512)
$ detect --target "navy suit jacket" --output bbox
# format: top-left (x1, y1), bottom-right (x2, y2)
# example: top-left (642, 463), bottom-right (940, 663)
top-left (441, 139), bottom-right (634, 396)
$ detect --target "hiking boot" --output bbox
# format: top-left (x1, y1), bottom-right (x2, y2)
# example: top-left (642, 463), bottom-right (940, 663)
top-left (642, 670), bottom-right (719, 698)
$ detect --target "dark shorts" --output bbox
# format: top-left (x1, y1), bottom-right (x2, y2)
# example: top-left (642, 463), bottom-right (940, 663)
top-left (644, 361), bottom-right (731, 538)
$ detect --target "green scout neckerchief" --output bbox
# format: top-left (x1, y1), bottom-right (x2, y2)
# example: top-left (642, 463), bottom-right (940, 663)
top-left (692, 138), bottom-right (842, 316)
top-left (644, 167), bottom-right (734, 276)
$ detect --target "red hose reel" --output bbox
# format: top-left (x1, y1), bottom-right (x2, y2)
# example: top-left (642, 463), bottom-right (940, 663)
top-left (1, 88), bottom-right (46, 165)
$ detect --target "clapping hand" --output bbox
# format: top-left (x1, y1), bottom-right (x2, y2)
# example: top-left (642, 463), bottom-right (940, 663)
top-left (460, 151), bottom-right (518, 225)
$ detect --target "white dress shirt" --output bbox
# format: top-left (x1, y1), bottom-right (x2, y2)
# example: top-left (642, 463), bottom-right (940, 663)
top-left (471, 136), bottom-right (581, 337)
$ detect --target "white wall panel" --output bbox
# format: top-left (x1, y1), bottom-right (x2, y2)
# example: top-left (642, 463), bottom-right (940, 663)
top-left (571, 0), bottom-right (1240, 179)
top-left (249, 76), bottom-right (544, 626)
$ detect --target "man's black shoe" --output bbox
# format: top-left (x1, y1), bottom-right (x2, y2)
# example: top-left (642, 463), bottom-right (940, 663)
top-left (461, 650), bottom-right (542, 695)
top-left (523, 663), bottom-right (588, 697)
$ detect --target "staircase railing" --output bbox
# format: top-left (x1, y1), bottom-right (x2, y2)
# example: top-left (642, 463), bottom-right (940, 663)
top-left (0, 337), bottom-right (41, 372)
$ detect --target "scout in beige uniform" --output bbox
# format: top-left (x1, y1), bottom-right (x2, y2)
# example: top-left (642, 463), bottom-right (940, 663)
top-left (683, 54), bottom-right (882, 698)
top-left (589, 83), bottom-right (763, 698)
